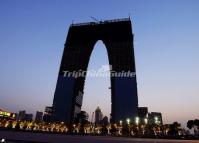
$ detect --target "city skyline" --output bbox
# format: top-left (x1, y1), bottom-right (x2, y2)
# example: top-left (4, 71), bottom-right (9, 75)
top-left (0, 0), bottom-right (199, 128)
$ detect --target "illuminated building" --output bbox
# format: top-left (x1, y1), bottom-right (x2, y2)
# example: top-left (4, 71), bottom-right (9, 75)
top-left (0, 109), bottom-right (16, 120)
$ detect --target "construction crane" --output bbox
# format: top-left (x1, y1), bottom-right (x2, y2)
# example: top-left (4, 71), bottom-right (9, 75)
top-left (90, 16), bottom-right (100, 22)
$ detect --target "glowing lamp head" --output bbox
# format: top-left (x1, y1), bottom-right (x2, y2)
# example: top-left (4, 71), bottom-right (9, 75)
top-left (144, 118), bottom-right (148, 124)
top-left (135, 117), bottom-right (139, 125)
top-left (126, 118), bottom-right (130, 124)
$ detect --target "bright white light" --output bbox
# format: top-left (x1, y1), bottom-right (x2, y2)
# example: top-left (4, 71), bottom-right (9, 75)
top-left (135, 117), bottom-right (139, 125)
top-left (144, 118), bottom-right (148, 124)
top-left (126, 118), bottom-right (130, 124)
top-left (1, 139), bottom-right (5, 143)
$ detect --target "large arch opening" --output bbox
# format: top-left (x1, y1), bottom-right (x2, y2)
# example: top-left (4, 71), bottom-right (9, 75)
top-left (81, 40), bottom-right (111, 123)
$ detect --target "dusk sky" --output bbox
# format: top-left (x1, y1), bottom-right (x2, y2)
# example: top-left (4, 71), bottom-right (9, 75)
top-left (0, 0), bottom-right (199, 127)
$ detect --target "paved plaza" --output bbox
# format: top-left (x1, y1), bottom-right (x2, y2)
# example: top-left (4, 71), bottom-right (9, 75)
top-left (0, 131), bottom-right (199, 143)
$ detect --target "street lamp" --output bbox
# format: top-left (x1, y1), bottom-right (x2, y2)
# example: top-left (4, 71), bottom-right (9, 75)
top-left (144, 118), bottom-right (148, 124)
top-left (126, 118), bottom-right (130, 125)
top-left (119, 120), bottom-right (123, 125)
top-left (135, 117), bottom-right (139, 125)
top-left (154, 117), bottom-right (158, 124)
top-left (73, 124), bottom-right (76, 133)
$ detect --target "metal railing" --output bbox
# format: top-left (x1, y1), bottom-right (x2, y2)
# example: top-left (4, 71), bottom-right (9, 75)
top-left (71, 18), bottom-right (130, 27)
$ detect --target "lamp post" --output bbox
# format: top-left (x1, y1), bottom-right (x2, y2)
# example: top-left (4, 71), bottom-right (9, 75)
top-left (119, 120), bottom-right (123, 126)
top-left (73, 124), bottom-right (76, 133)
top-left (154, 117), bottom-right (160, 136)
top-left (135, 117), bottom-right (140, 135)
top-left (119, 120), bottom-right (123, 135)
top-left (155, 117), bottom-right (158, 124)
top-left (135, 117), bottom-right (139, 125)
top-left (143, 118), bottom-right (148, 135)
top-left (144, 118), bottom-right (148, 124)
top-left (126, 118), bottom-right (131, 135)
top-left (126, 118), bottom-right (130, 125)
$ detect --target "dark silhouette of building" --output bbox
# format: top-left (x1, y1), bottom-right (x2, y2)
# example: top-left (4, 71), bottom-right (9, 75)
top-left (17, 110), bottom-right (26, 121)
top-left (52, 18), bottom-right (138, 125)
top-left (43, 106), bottom-right (53, 123)
top-left (35, 111), bottom-right (43, 122)
top-left (95, 106), bottom-right (103, 124)
top-left (75, 111), bottom-right (89, 124)
top-left (24, 114), bottom-right (33, 121)
top-left (138, 107), bottom-right (148, 124)
top-left (148, 112), bottom-right (163, 125)
top-left (102, 116), bottom-right (109, 126)
top-left (17, 110), bottom-right (33, 121)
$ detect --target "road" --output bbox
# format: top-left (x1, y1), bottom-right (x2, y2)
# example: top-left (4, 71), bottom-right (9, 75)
top-left (0, 130), bottom-right (199, 143)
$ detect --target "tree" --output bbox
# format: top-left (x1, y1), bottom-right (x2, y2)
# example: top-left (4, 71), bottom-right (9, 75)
top-left (122, 124), bottom-right (130, 136)
top-left (194, 119), bottom-right (199, 136)
top-left (75, 111), bottom-right (89, 134)
top-left (15, 122), bottom-right (20, 130)
top-left (194, 119), bottom-right (199, 129)
top-left (7, 121), bottom-right (13, 129)
top-left (101, 125), bottom-right (108, 135)
top-left (162, 124), bottom-right (170, 135)
top-left (110, 124), bottom-right (117, 135)
top-left (168, 122), bottom-right (181, 136)
top-left (187, 120), bottom-right (194, 130)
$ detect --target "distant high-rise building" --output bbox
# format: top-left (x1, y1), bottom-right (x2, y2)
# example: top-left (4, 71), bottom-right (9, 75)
top-left (148, 112), bottom-right (163, 125)
top-left (24, 114), bottom-right (33, 121)
top-left (35, 111), bottom-right (43, 122)
top-left (17, 110), bottom-right (33, 121)
top-left (102, 116), bottom-right (109, 126)
top-left (14, 113), bottom-right (18, 120)
top-left (95, 106), bottom-right (103, 124)
top-left (138, 107), bottom-right (148, 118)
top-left (0, 109), bottom-right (16, 120)
top-left (43, 106), bottom-right (53, 123)
top-left (75, 111), bottom-right (89, 124)
top-left (138, 107), bottom-right (148, 124)
top-left (17, 110), bottom-right (26, 121)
